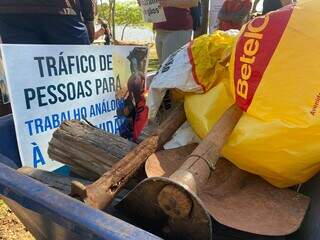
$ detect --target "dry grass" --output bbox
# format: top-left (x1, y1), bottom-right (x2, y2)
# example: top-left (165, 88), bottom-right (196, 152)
top-left (0, 199), bottom-right (34, 240)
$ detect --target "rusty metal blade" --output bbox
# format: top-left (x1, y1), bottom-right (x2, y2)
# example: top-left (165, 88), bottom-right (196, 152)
top-left (145, 149), bottom-right (310, 236)
top-left (145, 144), bottom-right (198, 178)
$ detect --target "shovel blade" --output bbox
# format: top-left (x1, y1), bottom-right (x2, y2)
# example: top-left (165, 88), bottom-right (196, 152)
top-left (145, 148), bottom-right (310, 236)
top-left (199, 159), bottom-right (310, 236)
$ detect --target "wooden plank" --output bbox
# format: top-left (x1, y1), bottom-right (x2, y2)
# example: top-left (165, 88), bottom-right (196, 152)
top-left (17, 167), bottom-right (91, 195)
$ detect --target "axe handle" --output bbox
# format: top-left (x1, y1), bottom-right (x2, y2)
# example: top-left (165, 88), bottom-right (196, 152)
top-left (178, 103), bottom-right (243, 188)
top-left (158, 104), bottom-right (243, 219)
top-left (71, 103), bottom-right (186, 210)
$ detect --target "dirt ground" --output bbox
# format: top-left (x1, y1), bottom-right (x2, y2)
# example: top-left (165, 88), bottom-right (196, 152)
top-left (0, 199), bottom-right (34, 240)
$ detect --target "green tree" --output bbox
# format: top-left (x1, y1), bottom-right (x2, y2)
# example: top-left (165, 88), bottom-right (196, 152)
top-left (97, 3), bottom-right (109, 20)
top-left (97, 1), bottom-right (114, 36)
top-left (97, 1), bottom-right (149, 41)
top-left (115, 2), bottom-right (144, 40)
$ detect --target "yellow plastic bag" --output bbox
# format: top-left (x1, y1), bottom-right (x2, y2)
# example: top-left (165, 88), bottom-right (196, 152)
top-left (148, 30), bottom-right (238, 119)
top-left (185, 72), bottom-right (233, 139)
top-left (189, 30), bottom-right (237, 92)
top-left (186, 0), bottom-right (320, 188)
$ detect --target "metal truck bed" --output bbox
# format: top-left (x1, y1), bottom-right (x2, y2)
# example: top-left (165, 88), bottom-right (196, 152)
top-left (0, 114), bottom-right (319, 240)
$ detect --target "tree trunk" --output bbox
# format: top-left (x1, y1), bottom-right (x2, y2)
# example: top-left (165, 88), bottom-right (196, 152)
top-left (121, 23), bottom-right (130, 40)
top-left (48, 120), bottom-right (137, 180)
top-left (108, 0), bottom-right (112, 29)
top-left (112, 0), bottom-right (116, 40)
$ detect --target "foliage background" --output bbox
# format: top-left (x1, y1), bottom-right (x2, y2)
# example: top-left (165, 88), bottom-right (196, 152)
top-left (97, 1), bottom-right (152, 40)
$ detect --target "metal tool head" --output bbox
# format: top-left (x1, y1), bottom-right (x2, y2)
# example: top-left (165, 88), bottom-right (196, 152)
top-left (117, 176), bottom-right (212, 240)
top-left (145, 149), bottom-right (310, 236)
top-left (145, 144), bottom-right (197, 178)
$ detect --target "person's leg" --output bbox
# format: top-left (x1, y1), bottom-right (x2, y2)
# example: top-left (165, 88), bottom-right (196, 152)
top-left (41, 15), bottom-right (90, 45)
top-left (0, 14), bottom-right (43, 44)
top-left (104, 35), bottom-right (111, 45)
top-left (158, 29), bottom-right (192, 113)
top-left (155, 30), bottom-right (165, 64)
top-left (162, 29), bottom-right (193, 62)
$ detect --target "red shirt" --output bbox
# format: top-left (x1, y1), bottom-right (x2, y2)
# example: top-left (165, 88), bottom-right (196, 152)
top-left (132, 98), bottom-right (148, 142)
top-left (218, 0), bottom-right (252, 31)
top-left (154, 7), bottom-right (193, 31)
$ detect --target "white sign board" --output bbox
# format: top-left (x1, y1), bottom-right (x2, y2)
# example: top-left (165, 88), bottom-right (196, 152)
top-left (0, 45), bottom-right (148, 171)
top-left (140, 0), bottom-right (166, 23)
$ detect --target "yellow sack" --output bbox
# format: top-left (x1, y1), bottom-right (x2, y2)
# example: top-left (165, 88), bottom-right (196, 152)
top-left (186, 0), bottom-right (320, 188)
top-left (185, 71), bottom-right (233, 139)
top-left (148, 30), bottom-right (237, 119)
top-left (188, 30), bottom-right (237, 92)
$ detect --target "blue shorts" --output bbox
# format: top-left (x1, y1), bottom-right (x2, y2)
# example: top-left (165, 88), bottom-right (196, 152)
top-left (0, 14), bottom-right (90, 44)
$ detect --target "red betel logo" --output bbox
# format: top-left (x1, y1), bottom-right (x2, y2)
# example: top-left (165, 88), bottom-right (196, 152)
top-left (234, 6), bottom-right (294, 111)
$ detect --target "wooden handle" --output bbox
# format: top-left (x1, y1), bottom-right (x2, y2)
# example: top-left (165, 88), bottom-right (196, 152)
top-left (71, 103), bottom-right (186, 209)
top-left (158, 104), bottom-right (243, 219)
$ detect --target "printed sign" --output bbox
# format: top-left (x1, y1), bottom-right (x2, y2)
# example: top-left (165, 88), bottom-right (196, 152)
top-left (233, 12), bottom-right (292, 111)
top-left (0, 44), bottom-right (148, 171)
top-left (140, 0), bottom-right (166, 23)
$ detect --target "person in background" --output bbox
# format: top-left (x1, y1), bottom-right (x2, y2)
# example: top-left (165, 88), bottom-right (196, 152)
top-left (263, 0), bottom-right (282, 14)
top-left (253, 0), bottom-right (293, 15)
top-left (0, 0), bottom-right (96, 117)
top-left (218, 0), bottom-right (252, 31)
top-left (138, 0), bottom-right (198, 114)
top-left (209, 0), bottom-right (225, 32)
top-left (95, 19), bottom-right (112, 45)
top-left (154, 0), bottom-right (198, 64)
top-left (0, 0), bottom-right (96, 45)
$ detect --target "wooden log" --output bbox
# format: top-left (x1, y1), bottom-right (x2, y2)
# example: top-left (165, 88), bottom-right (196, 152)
top-left (71, 103), bottom-right (186, 209)
top-left (48, 120), bottom-right (158, 180)
top-left (48, 120), bottom-right (138, 180)
top-left (17, 167), bottom-right (129, 208)
top-left (17, 167), bottom-right (91, 195)
top-left (135, 120), bottom-right (159, 143)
